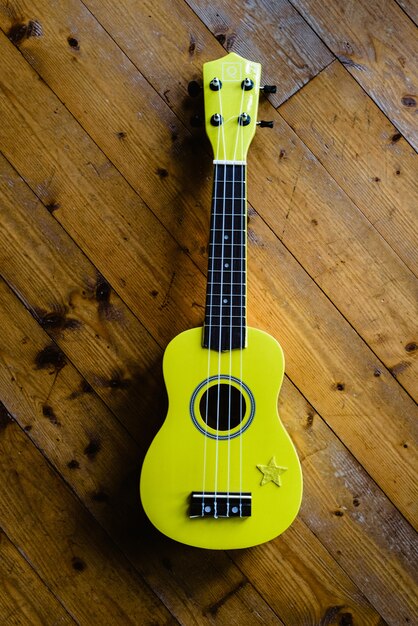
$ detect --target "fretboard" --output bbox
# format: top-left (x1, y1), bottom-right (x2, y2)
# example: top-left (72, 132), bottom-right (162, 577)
top-left (203, 163), bottom-right (247, 351)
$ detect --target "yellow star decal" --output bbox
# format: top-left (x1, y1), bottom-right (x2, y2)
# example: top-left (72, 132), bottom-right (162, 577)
top-left (257, 457), bottom-right (288, 487)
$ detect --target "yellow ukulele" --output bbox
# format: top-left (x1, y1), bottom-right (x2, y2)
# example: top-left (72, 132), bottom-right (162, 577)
top-left (140, 52), bottom-right (302, 549)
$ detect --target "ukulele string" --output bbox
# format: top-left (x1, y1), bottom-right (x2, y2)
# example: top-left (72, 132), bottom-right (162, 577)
top-left (230, 83), bottom-right (246, 514)
top-left (239, 111), bottom-right (245, 515)
top-left (202, 97), bottom-right (223, 516)
top-left (213, 85), bottom-right (227, 517)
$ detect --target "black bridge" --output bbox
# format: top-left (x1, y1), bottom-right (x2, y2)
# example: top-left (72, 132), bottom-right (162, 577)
top-left (189, 492), bottom-right (252, 518)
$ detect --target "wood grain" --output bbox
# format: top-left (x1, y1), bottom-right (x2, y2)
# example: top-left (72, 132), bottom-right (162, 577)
top-left (0, 405), bottom-right (174, 623)
top-left (287, 0), bottom-right (418, 148)
top-left (280, 381), bottom-right (418, 625)
top-left (0, 277), bottom-right (385, 625)
top-left (0, 178), bottom-right (283, 626)
top-left (0, 155), bottom-right (163, 443)
top-left (279, 60), bottom-right (418, 277)
top-left (396, 0), bottom-right (418, 24)
top-left (0, 31), bottom-right (202, 347)
top-left (0, 525), bottom-right (76, 625)
top-left (7, 0), bottom-right (414, 402)
top-left (0, 7), bottom-right (416, 529)
top-left (1, 161), bottom-right (413, 624)
top-left (184, 0), bottom-right (333, 106)
top-left (0, 0), bottom-right (417, 623)
top-left (248, 114), bottom-right (418, 400)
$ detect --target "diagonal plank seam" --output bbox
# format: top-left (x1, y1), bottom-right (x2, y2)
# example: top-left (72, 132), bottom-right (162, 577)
top-left (285, 0), bottom-right (418, 152)
top-left (0, 511), bottom-right (79, 625)
top-left (0, 379), bottom-right (185, 624)
top-left (277, 59), bottom-right (418, 279)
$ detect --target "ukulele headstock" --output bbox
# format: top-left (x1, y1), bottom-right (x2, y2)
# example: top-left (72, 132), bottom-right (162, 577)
top-left (203, 52), bottom-right (262, 161)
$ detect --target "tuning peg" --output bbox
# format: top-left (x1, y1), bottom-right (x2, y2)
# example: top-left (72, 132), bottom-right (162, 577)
top-left (261, 85), bottom-right (277, 94)
top-left (257, 120), bottom-right (274, 128)
top-left (187, 80), bottom-right (202, 97)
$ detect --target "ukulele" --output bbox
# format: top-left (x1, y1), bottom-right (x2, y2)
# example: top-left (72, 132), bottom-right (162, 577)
top-left (140, 52), bottom-right (302, 549)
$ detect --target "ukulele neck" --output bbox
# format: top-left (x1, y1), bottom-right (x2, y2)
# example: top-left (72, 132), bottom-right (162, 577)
top-left (203, 161), bottom-right (247, 352)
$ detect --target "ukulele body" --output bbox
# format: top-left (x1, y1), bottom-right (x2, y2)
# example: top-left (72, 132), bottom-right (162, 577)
top-left (140, 326), bottom-right (302, 549)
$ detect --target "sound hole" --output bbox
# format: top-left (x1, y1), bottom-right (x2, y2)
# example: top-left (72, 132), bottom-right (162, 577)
top-left (199, 384), bottom-right (246, 431)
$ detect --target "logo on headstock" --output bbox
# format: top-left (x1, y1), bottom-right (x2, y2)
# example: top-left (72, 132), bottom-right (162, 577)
top-left (222, 62), bottom-right (242, 81)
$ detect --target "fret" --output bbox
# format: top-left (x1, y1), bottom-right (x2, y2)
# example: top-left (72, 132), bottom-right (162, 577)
top-left (207, 281), bottom-right (246, 286)
top-left (211, 198), bottom-right (244, 211)
top-left (207, 277), bottom-right (246, 288)
top-left (207, 296), bottom-right (245, 317)
top-left (212, 196), bottom-right (245, 200)
top-left (207, 292), bottom-right (246, 301)
top-left (207, 277), bottom-right (246, 286)
top-left (212, 211), bottom-right (247, 218)
top-left (208, 259), bottom-right (245, 264)
top-left (204, 325), bottom-right (247, 328)
top-left (209, 256), bottom-right (246, 262)
top-left (210, 232), bottom-right (246, 244)
top-left (205, 318), bottom-right (246, 324)
top-left (205, 311), bottom-right (247, 319)
top-left (206, 293), bottom-right (245, 304)
top-left (213, 164), bottom-right (246, 175)
top-left (208, 266), bottom-right (245, 275)
top-left (204, 163), bottom-right (247, 351)
top-left (209, 236), bottom-right (247, 244)
top-left (209, 237), bottom-right (245, 246)
top-left (207, 280), bottom-right (245, 289)
top-left (211, 228), bottom-right (246, 232)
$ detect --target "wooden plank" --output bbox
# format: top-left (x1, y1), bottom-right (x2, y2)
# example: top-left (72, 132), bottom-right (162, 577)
top-left (247, 115), bottom-right (418, 400)
top-left (279, 381), bottom-right (418, 626)
top-left (0, 33), bottom-right (204, 349)
top-left (79, 0), bottom-right (333, 109)
top-left (0, 419), bottom-right (173, 622)
top-left (0, 276), bottom-right (389, 625)
top-left (279, 60), bottom-right (418, 277)
top-left (0, 524), bottom-right (76, 625)
top-left (0, 23), bottom-right (417, 531)
top-left (0, 154), bottom-right (163, 444)
top-left (183, 0), bottom-right (334, 106)
top-left (1, 2), bottom-right (417, 400)
top-left (396, 0), bottom-right (418, 24)
top-left (232, 521), bottom-right (386, 626)
top-left (286, 0), bottom-right (418, 149)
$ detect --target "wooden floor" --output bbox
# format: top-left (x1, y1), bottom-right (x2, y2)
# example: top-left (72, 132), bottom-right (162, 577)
top-left (0, 0), bottom-right (417, 624)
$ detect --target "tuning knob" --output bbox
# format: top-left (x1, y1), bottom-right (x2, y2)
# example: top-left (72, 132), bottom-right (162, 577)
top-left (187, 80), bottom-right (202, 97)
top-left (261, 85), bottom-right (277, 94)
top-left (210, 113), bottom-right (223, 126)
top-left (257, 120), bottom-right (274, 128)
